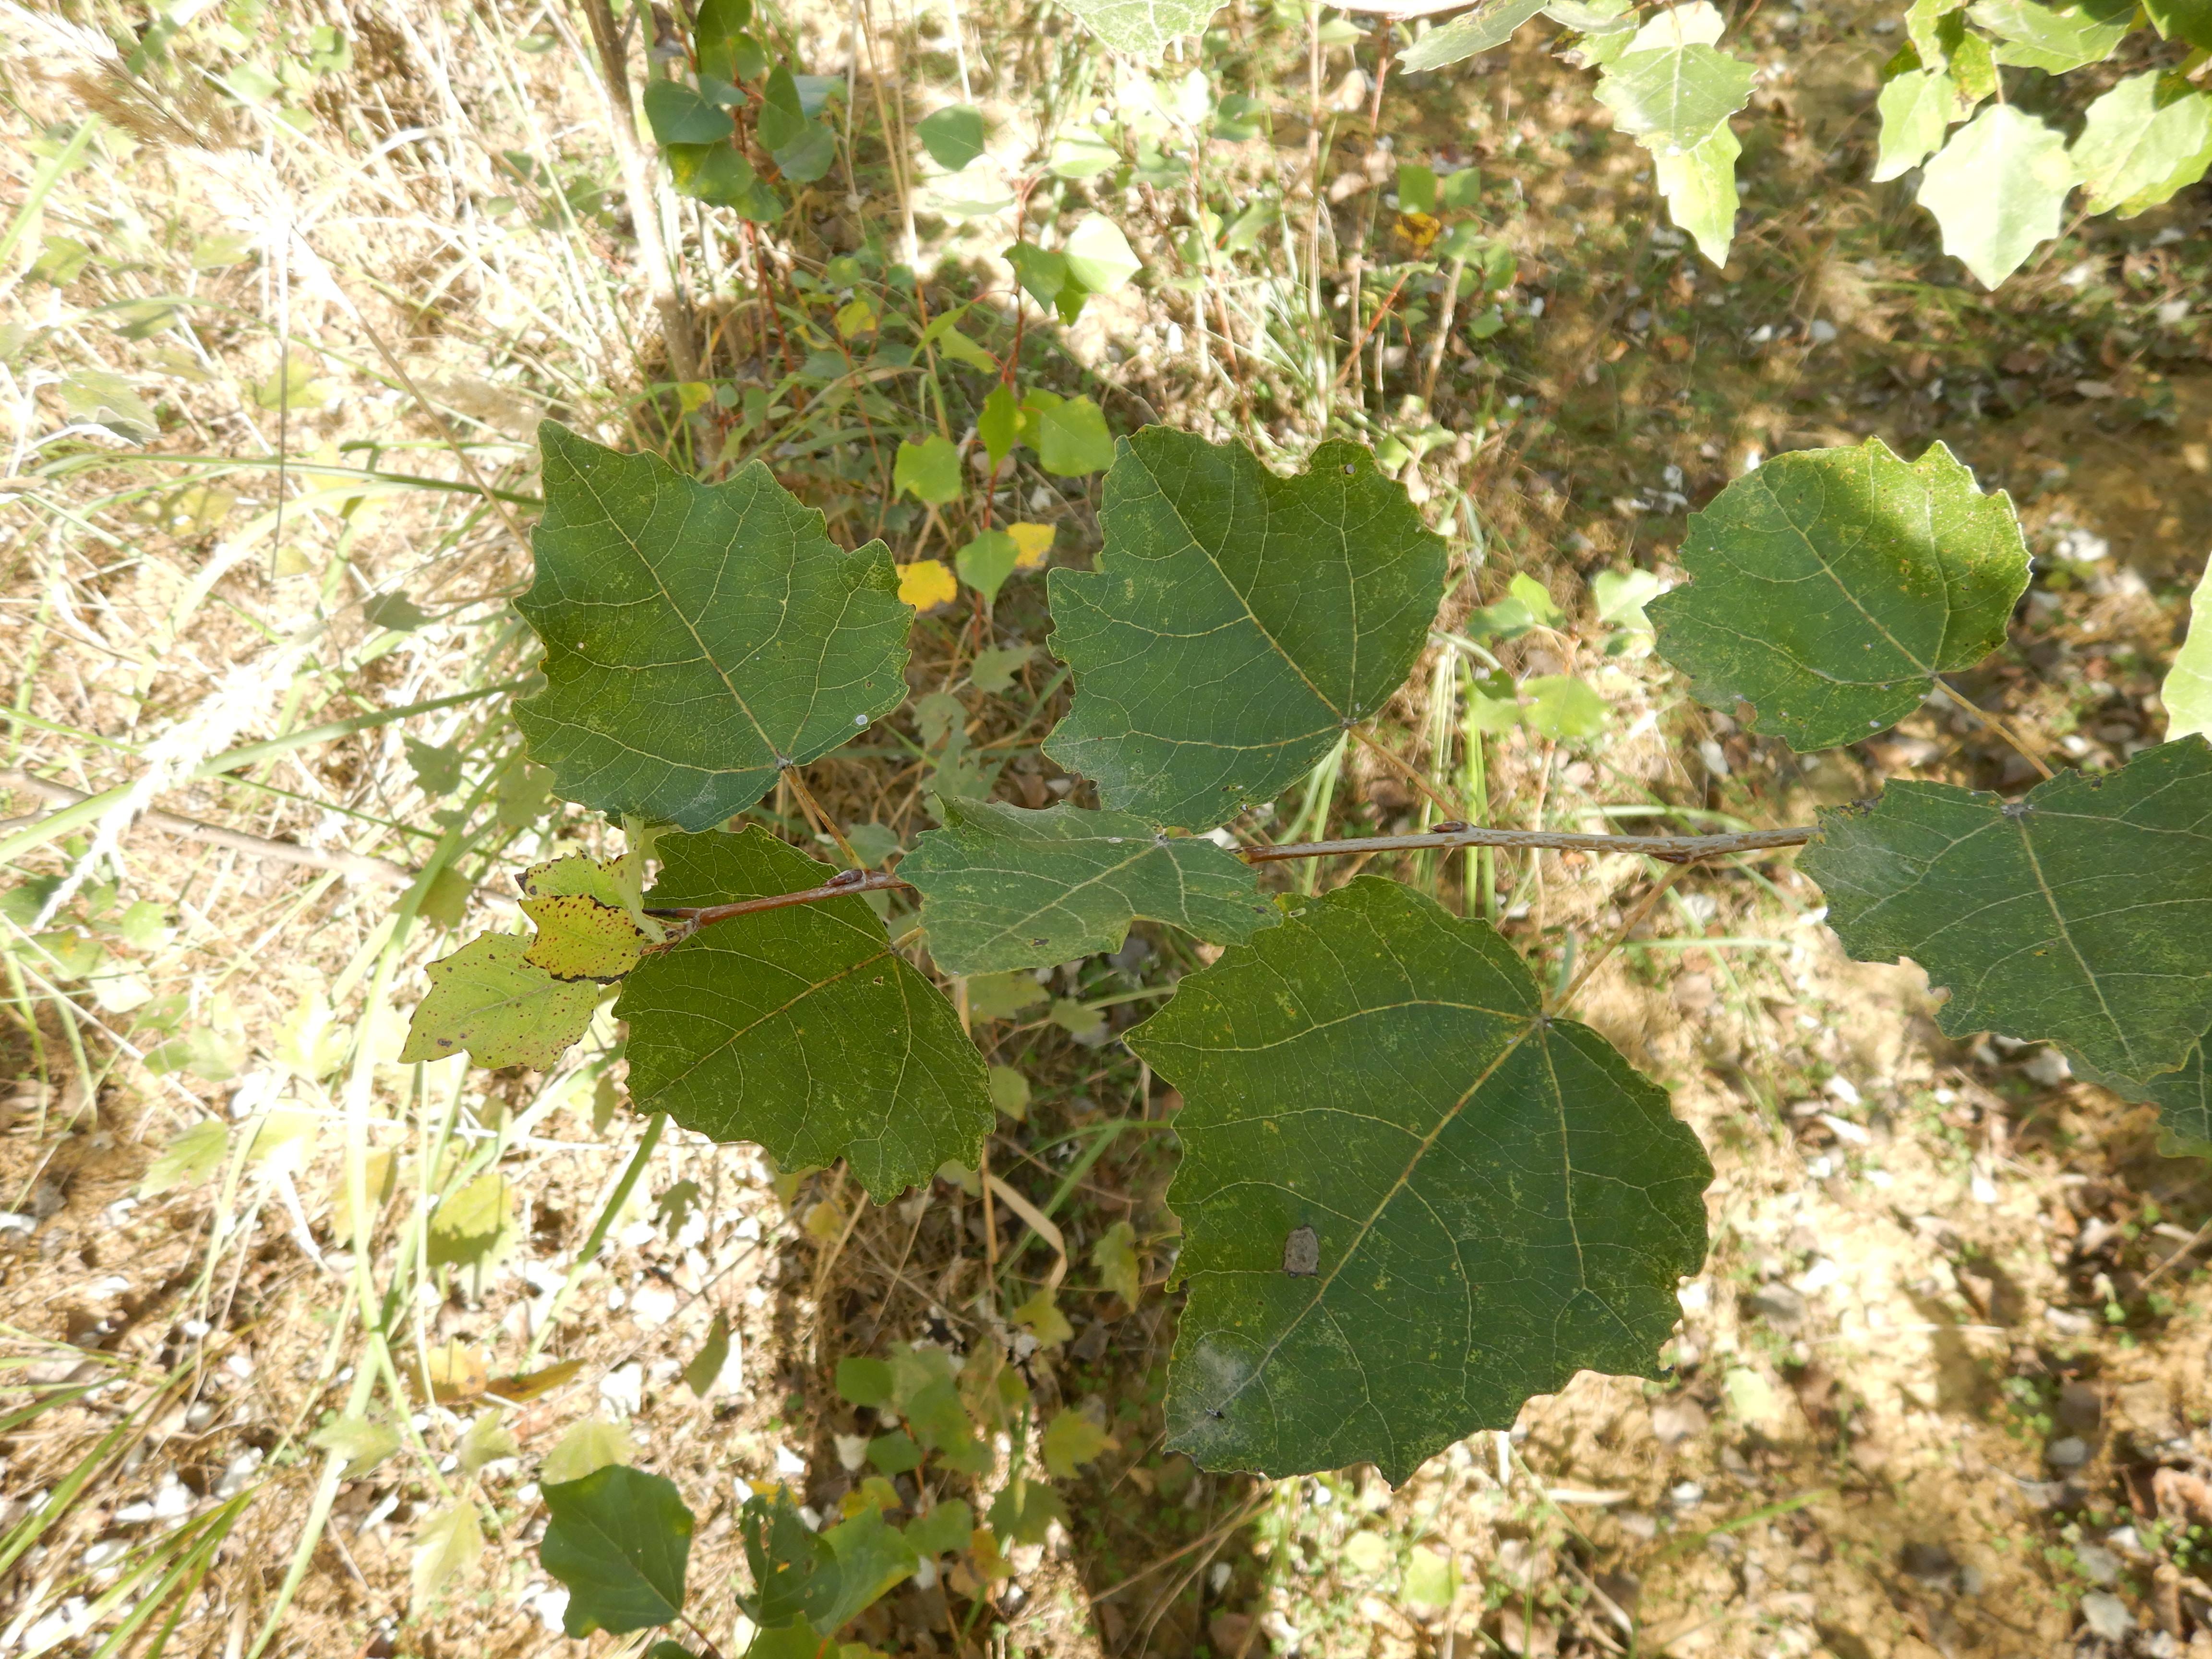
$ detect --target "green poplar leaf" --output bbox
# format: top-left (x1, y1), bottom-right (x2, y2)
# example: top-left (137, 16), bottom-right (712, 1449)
top-left (514, 423), bottom-right (910, 831)
top-left (1968, 0), bottom-right (2133, 71)
top-left (692, 0), bottom-right (752, 75)
top-left (902, 1499), bottom-right (974, 1557)
top-left (1063, 216), bottom-right (1141, 296)
top-left (540, 1465), bottom-right (694, 1638)
top-left (399, 932), bottom-right (602, 1071)
top-left (1647, 437), bottom-right (2029, 752)
top-left (2071, 73), bottom-right (2212, 217)
top-left (1400, 0), bottom-right (1547, 70)
top-left (893, 433), bottom-right (962, 505)
top-left (665, 144), bottom-right (783, 219)
top-left (1802, 737), bottom-right (2212, 1085)
top-left (979, 384), bottom-right (1021, 469)
top-left (1032, 397), bottom-right (1114, 476)
top-left (954, 531), bottom-right (1020, 605)
top-left (1129, 876), bottom-right (1710, 1482)
top-left (1650, 119), bottom-right (1740, 264)
top-left (1049, 0), bottom-right (1222, 55)
top-left (615, 830), bottom-right (991, 1200)
top-left (2164, 559), bottom-right (2212, 742)
top-left (643, 79), bottom-right (731, 144)
top-left (1873, 67), bottom-right (1959, 181)
top-left (1593, 44), bottom-right (1755, 155)
top-left (739, 1489), bottom-right (914, 1636)
top-left (1004, 243), bottom-right (1070, 311)
top-left (2146, 0), bottom-right (2212, 48)
top-left (1917, 104), bottom-right (2076, 288)
top-left (756, 66), bottom-right (813, 153)
top-left (2074, 1039), bottom-right (2212, 1148)
top-left (917, 104), bottom-right (987, 171)
top-left (902, 798), bottom-right (1277, 974)
top-left (1046, 430), bottom-right (1447, 829)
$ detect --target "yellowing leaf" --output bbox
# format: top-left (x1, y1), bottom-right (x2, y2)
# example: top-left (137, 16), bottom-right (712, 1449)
top-left (898, 559), bottom-right (959, 611)
top-left (423, 1341), bottom-right (490, 1404)
top-left (458, 1412), bottom-right (519, 1474)
top-left (398, 932), bottom-right (603, 1071)
top-left (520, 894), bottom-right (648, 981)
top-left (1006, 522), bottom-right (1054, 568)
top-left (1041, 1410), bottom-right (1115, 1478)
top-left (523, 853), bottom-right (630, 907)
top-left (836, 297), bottom-right (878, 338)
top-left (1091, 1218), bottom-right (1141, 1305)
top-left (410, 1502), bottom-right (483, 1613)
top-left (1012, 1287), bottom-right (1072, 1346)
top-left (486, 1357), bottom-right (587, 1405)
top-left (542, 1417), bottom-right (634, 1485)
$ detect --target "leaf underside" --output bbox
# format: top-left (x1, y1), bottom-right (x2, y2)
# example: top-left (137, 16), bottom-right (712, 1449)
top-left (1049, 0), bottom-right (1223, 54)
top-left (1649, 437), bottom-right (2029, 751)
top-left (1046, 429), bottom-right (1448, 830)
top-left (616, 829), bottom-right (991, 1200)
top-left (901, 797), bottom-right (1279, 975)
top-left (1802, 737), bottom-right (2212, 1085)
top-left (1130, 876), bottom-right (1711, 1484)
top-left (514, 422), bottom-right (912, 831)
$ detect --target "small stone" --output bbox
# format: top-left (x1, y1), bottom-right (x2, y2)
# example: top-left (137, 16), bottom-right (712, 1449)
top-left (2056, 1381), bottom-right (2102, 1432)
top-left (2074, 1543), bottom-right (2119, 1586)
top-left (1651, 1399), bottom-right (1708, 1445)
top-left (1745, 1283), bottom-right (1806, 1331)
top-left (1901, 1541), bottom-right (1956, 1583)
top-left (2046, 1436), bottom-right (2091, 1470)
top-left (2080, 1590), bottom-right (2133, 1641)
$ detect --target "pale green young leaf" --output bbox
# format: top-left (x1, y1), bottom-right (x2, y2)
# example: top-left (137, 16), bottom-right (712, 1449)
top-left (1593, 44), bottom-right (1755, 155)
top-left (1049, 0), bottom-right (1221, 55)
top-left (1032, 397), bottom-right (1114, 476)
top-left (1399, 0), bottom-right (1547, 71)
top-left (1648, 437), bottom-right (2029, 751)
top-left (1063, 216), bottom-right (1140, 294)
top-left (916, 104), bottom-right (986, 171)
top-left (2145, 0), bottom-right (2212, 48)
top-left (1802, 738), bottom-right (2212, 1086)
top-left (1592, 568), bottom-right (1663, 631)
top-left (894, 434), bottom-right (962, 504)
top-left (954, 531), bottom-right (1020, 606)
top-left (617, 830), bottom-right (991, 1200)
top-left (311, 1416), bottom-right (400, 1479)
top-left (1130, 876), bottom-right (1710, 1482)
top-left (398, 932), bottom-right (602, 1071)
top-left (410, 1502), bottom-right (483, 1614)
top-left (457, 1412), bottom-right (519, 1474)
top-left (2071, 73), bottom-right (2212, 216)
top-left (1650, 119), bottom-right (1740, 264)
top-left (1403, 1549), bottom-right (1458, 1609)
top-left (1091, 1217), bottom-right (1141, 1303)
top-left (428, 1172), bottom-right (516, 1271)
top-left (1046, 431), bottom-right (1447, 829)
top-left (1916, 104), bottom-right (2076, 287)
top-left (1873, 68), bottom-right (1959, 181)
top-left (542, 1418), bottom-right (635, 1486)
top-left (1521, 675), bottom-right (1608, 741)
top-left (139, 1120), bottom-right (228, 1196)
top-left (514, 423), bottom-right (910, 831)
top-left (1041, 1411), bottom-right (1114, 1478)
top-left (1968, 0), bottom-right (2133, 71)
top-left (541, 1465), bottom-right (694, 1637)
top-left (967, 970), bottom-right (1048, 1021)
top-left (2164, 558), bottom-right (2212, 741)
top-left (902, 798), bottom-right (1276, 974)
top-left (988, 1064), bottom-right (1031, 1118)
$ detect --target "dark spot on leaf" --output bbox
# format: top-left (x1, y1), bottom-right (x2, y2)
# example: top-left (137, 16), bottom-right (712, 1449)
top-left (1282, 1224), bottom-right (1320, 1277)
